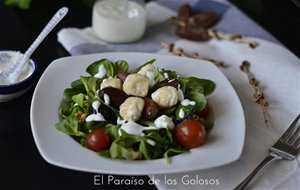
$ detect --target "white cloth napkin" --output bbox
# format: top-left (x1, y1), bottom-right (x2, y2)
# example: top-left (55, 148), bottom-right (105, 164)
top-left (154, 38), bottom-right (300, 190)
top-left (57, 0), bottom-right (300, 189)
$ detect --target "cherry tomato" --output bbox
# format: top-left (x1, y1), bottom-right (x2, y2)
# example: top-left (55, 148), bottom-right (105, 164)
top-left (87, 128), bottom-right (110, 151)
top-left (175, 119), bottom-right (206, 149)
top-left (195, 103), bottom-right (209, 119)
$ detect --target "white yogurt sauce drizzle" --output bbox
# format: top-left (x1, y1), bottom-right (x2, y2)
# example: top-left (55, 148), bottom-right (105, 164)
top-left (179, 109), bottom-right (185, 119)
top-left (181, 99), bottom-right (196, 106)
top-left (146, 71), bottom-right (156, 87)
top-left (103, 93), bottom-right (110, 105)
top-left (177, 87), bottom-right (185, 101)
top-left (154, 115), bottom-right (175, 129)
top-left (163, 72), bottom-right (169, 79)
top-left (119, 121), bottom-right (156, 137)
top-left (94, 64), bottom-right (106, 79)
top-left (119, 115), bottom-right (175, 136)
top-left (86, 101), bottom-right (106, 122)
top-left (117, 117), bottom-right (126, 125)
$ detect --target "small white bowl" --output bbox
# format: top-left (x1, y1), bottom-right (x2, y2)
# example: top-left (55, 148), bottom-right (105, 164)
top-left (0, 50), bottom-right (37, 102)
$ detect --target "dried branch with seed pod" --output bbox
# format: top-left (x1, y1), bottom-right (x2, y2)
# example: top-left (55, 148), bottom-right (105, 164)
top-left (240, 61), bottom-right (269, 127)
top-left (162, 42), bottom-right (226, 68)
top-left (208, 29), bottom-right (258, 48)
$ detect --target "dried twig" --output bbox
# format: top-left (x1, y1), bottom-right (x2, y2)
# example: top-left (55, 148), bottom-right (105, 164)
top-left (240, 61), bottom-right (270, 127)
top-left (162, 42), bottom-right (226, 68)
top-left (208, 29), bottom-right (258, 48)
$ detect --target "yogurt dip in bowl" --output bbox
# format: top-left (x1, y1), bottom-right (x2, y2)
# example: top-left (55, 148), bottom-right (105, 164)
top-left (0, 50), bottom-right (37, 102)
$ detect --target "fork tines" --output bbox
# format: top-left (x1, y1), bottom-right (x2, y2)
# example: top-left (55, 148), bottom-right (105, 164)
top-left (280, 114), bottom-right (300, 150)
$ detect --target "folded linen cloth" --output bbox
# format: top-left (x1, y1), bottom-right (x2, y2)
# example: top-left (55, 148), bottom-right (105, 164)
top-left (155, 38), bottom-right (300, 190)
top-left (58, 0), bottom-right (279, 55)
top-left (57, 0), bottom-right (300, 189)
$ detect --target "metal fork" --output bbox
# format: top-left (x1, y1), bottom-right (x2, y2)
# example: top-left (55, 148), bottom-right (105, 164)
top-left (234, 113), bottom-right (300, 190)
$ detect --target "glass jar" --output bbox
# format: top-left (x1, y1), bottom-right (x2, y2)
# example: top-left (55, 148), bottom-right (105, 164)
top-left (92, 0), bottom-right (146, 43)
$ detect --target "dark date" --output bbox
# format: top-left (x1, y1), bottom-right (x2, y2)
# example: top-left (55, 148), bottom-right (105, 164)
top-left (187, 12), bottom-right (219, 28)
top-left (142, 97), bottom-right (160, 120)
top-left (98, 87), bottom-right (128, 108)
top-left (176, 27), bottom-right (210, 41)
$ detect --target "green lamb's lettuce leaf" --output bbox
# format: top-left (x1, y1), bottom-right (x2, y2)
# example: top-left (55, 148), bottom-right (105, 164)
top-left (139, 140), bottom-right (152, 160)
top-left (153, 69), bottom-right (165, 83)
top-left (165, 128), bottom-right (174, 145)
top-left (84, 121), bottom-right (108, 131)
top-left (160, 105), bottom-right (177, 116)
top-left (71, 93), bottom-right (86, 108)
top-left (175, 104), bottom-right (195, 121)
top-left (163, 148), bottom-right (188, 164)
top-left (63, 104), bottom-right (85, 118)
top-left (109, 130), bottom-right (141, 159)
top-left (108, 128), bottom-right (185, 160)
top-left (144, 128), bottom-right (173, 146)
top-left (55, 116), bottom-right (86, 137)
top-left (80, 76), bottom-right (100, 98)
top-left (137, 119), bottom-right (154, 127)
top-left (63, 79), bottom-right (87, 103)
top-left (138, 137), bottom-right (160, 160)
top-left (63, 88), bottom-right (84, 103)
top-left (59, 106), bottom-right (70, 119)
top-left (160, 69), bottom-right (178, 79)
top-left (116, 131), bottom-right (141, 148)
top-left (113, 60), bottom-right (129, 75)
top-left (133, 59), bottom-right (156, 73)
top-left (178, 76), bottom-right (215, 110)
top-left (187, 92), bottom-right (207, 110)
top-left (132, 59), bottom-right (174, 84)
top-left (86, 59), bottom-right (114, 78)
top-left (105, 123), bottom-right (120, 140)
top-left (97, 149), bottom-right (111, 158)
top-left (185, 77), bottom-right (215, 96)
top-left (109, 142), bottom-right (141, 160)
top-left (140, 128), bottom-right (185, 160)
top-left (71, 79), bottom-right (86, 92)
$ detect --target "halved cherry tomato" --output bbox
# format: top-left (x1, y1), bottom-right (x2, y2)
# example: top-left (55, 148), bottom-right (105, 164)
top-left (87, 128), bottom-right (110, 151)
top-left (175, 119), bottom-right (206, 149)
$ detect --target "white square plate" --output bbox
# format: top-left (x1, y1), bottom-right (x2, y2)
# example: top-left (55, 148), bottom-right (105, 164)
top-left (30, 52), bottom-right (245, 175)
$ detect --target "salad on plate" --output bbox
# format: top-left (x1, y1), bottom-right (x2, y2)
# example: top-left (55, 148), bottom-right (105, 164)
top-left (55, 58), bottom-right (215, 162)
